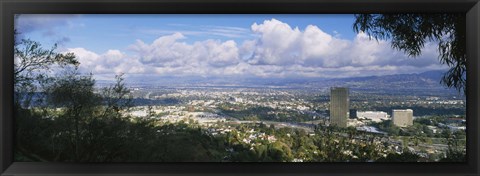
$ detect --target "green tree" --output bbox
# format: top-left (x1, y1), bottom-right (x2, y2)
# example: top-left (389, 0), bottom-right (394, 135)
top-left (80, 73), bottom-right (134, 162)
top-left (13, 34), bottom-right (81, 161)
top-left (45, 70), bottom-right (99, 161)
top-left (377, 151), bottom-right (421, 162)
top-left (353, 14), bottom-right (466, 93)
top-left (440, 132), bottom-right (466, 162)
top-left (14, 39), bottom-right (79, 107)
top-left (100, 73), bottom-right (133, 117)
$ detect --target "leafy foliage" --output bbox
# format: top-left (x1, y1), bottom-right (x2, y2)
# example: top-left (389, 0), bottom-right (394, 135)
top-left (353, 14), bottom-right (466, 93)
top-left (16, 72), bottom-right (226, 162)
top-left (14, 39), bottom-right (79, 108)
top-left (376, 152), bottom-right (420, 162)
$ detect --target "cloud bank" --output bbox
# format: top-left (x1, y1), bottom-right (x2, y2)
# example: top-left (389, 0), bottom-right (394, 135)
top-left (66, 18), bottom-right (446, 80)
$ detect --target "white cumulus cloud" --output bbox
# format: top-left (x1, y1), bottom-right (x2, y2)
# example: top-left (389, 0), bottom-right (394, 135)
top-left (240, 18), bottom-right (444, 77)
top-left (66, 48), bottom-right (145, 75)
top-left (65, 18), bottom-right (445, 80)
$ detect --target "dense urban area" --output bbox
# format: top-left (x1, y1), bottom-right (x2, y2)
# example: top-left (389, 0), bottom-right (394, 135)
top-left (105, 83), bottom-right (465, 162)
top-left (16, 72), bottom-right (469, 163)
top-left (16, 76), bottom-right (467, 162)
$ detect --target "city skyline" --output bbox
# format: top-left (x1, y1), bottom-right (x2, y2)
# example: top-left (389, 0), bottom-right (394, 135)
top-left (15, 14), bottom-right (448, 82)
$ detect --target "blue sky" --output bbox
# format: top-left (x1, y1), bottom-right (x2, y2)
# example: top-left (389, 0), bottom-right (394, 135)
top-left (17, 14), bottom-right (356, 53)
top-left (15, 14), bottom-right (446, 81)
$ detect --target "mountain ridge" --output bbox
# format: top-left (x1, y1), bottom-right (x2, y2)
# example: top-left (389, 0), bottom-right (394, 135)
top-left (96, 70), bottom-right (448, 89)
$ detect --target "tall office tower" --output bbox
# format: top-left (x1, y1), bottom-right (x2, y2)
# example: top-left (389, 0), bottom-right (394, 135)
top-left (330, 87), bottom-right (349, 128)
top-left (392, 109), bottom-right (413, 127)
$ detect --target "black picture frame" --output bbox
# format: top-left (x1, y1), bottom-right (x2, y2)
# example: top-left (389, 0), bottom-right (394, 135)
top-left (1, 0), bottom-right (479, 175)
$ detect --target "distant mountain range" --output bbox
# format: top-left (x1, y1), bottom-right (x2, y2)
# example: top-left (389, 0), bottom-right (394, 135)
top-left (259, 70), bottom-right (456, 94)
top-left (97, 70), bottom-right (457, 95)
top-left (334, 70), bottom-right (443, 83)
top-left (316, 70), bottom-right (457, 95)
top-left (326, 70), bottom-right (445, 88)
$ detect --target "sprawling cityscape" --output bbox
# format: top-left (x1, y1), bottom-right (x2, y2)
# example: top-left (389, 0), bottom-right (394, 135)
top-left (14, 14), bottom-right (467, 162)
top-left (96, 71), bottom-right (466, 162)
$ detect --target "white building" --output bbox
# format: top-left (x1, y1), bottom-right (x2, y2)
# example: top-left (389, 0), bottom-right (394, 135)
top-left (392, 109), bottom-right (413, 127)
top-left (357, 111), bottom-right (390, 122)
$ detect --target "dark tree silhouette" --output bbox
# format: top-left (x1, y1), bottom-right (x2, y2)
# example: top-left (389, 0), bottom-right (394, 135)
top-left (14, 39), bottom-right (79, 107)
top-left (46, 71), bottom-right (99, 161)
top-left (353, 14), bottom-right (466, 93)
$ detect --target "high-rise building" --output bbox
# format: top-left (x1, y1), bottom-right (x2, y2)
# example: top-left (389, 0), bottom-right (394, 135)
top-left (330, 87), bottom-right (349, 128)
top-left (392, 109), bottom-right (413, 127)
